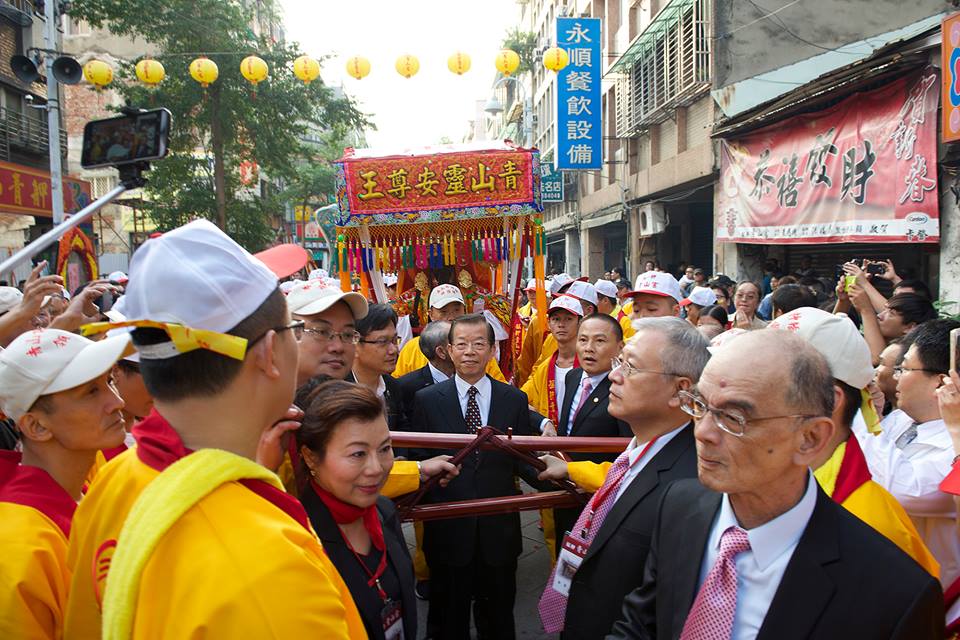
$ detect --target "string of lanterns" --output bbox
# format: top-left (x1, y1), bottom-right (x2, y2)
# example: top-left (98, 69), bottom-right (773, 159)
top-left (77, 47), bottom-right (568, 90)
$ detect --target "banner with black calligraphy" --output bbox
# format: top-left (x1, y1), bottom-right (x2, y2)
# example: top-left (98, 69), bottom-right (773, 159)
top-left (717, 70), bottom-right (939, 244)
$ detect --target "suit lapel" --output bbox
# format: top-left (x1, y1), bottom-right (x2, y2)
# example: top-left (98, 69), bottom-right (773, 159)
top-left (755, 489), bottom-right (839, 640)
top-left (487, 377), bottom-right (508, 429)
top-left (671, 489), bottom-right (722, 635)
top-left (584, 424), bottom-right (694, 560)
top-left (436, 379), bottom-right (468, 434)
top-left (570, 375), bottom-right (610, 436)
top-left (558, 368), bottom-right (581, 436)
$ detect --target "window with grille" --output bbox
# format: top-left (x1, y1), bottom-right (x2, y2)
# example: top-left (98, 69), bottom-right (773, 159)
top-left (615, 0), bottom-right (711, 137)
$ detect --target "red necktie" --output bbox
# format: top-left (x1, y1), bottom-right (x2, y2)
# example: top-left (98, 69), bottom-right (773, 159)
top-left (679, 526), bottom-right (752, 640)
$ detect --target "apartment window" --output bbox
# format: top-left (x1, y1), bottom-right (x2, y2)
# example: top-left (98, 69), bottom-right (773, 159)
top-left (615, 0), bottom-right (710, 137)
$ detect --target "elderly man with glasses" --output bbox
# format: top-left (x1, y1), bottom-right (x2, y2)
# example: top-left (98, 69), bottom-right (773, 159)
top-left (608, 329), bottom-right (942, 640)
top-left (537, 317), bottom-right (708, 638)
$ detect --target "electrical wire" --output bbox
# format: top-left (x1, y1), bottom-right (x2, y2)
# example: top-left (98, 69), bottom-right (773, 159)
top-left (714, 0), bottom-right (802, 39)
top-left (740, 0), bottom-right (866, 55)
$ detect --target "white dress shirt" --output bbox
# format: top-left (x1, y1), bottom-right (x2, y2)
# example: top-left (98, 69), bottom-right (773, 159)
top-left (613, 422), bottom-right (688, 502)
top-left (696, 472), bottom-right (818, 640)
top-left (565, 370), bottom-right (609, 436)
top-left (352, 370), bottom-right (386, 398)
top-left (454, 374), bottom-right (492, 426)
top-left (856, 410), bottom-right (959, 585)
top-left (554, 364), bottom-right (573, 415)
top-left (427, 362), bottom-right (449, 385)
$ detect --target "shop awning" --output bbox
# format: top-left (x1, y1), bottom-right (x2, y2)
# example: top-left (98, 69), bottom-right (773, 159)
top-left (581, 208), bottom-right (624, 229)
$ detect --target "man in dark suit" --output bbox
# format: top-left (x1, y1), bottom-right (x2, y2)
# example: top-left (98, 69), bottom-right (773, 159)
top-left (411, 313), bottom-right (536, 640)
top-left (537, 317), bottom-right (708, 639)
top-left (608, 330), bottom-right (944, 639)
top-left (351, 303), bottom-right (407, 431)
top-left (396, 320), bottom-right (453, 430)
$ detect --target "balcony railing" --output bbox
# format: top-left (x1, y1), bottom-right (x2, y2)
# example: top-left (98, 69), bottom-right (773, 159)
top-left (0, 107), bottom-right (66, 161)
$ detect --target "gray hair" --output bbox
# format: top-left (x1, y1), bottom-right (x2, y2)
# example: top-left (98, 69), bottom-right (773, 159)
top-left (782, 334), bottom-right (835, 417)
top-left (419, 321), bottom-right (451, 361)
top-left (630, 317), bottom-right (710, 382)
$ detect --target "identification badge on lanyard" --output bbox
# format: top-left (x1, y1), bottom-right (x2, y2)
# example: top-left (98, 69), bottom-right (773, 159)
top-left (552, 531), bottom-right (589, 597)
top-left (382, 599), bottom-right (404, 640)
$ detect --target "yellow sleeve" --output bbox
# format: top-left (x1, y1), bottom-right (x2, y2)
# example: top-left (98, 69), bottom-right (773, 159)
top-left (533, 335), bottom-right (558, 373)
top-left (382, 460), bottom-right (420, 498)
top-left (568, 461), bottom-right (611, 493)
top-left (521, 360), bottom-right (550, 416)
top-left (842, 482), bottom-right (941, 578)
top-left (0, 504), bottom-right (70, 640)
top-left (620, 315), bottom-right (635, 340)
top-left (392, 337), bottom-right (425, 378)
top-left (485, 357), bottom-right (507, 382)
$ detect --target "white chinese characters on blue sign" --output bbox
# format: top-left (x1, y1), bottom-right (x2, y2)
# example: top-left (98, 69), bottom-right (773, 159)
top-left (556, 17), bottom-right (602, 171)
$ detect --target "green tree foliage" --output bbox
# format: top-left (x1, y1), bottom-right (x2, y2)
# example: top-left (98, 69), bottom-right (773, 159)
top-left (501, 28), bottom-right (538, 76)
top-left (69, 0), bottom-right (369, 250)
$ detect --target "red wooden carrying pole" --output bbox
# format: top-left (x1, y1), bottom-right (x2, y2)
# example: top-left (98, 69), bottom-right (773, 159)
top-left (390, 431), bottom-right (630, 453)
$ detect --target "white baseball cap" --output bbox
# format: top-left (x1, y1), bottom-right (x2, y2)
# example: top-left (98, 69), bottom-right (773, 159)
top-left (767, 307), bottom-right (873, 388)
top-left (548, 294), bottom-right (584, 317)
top-left (383, 273), bottom-right (398, 287)
top-left (279, 279), bottom-right (301, 295)
top-left (708, 328), bottom-right (747, 354)
top-left (681, 286), bottom-right (718, 308)
top-left (122, 220), bottom-right (279, 339)
top-left (549, 273), bottom-right (573, 296)
top-left (0, 329), bottom-right (131, 420)
top-left (429, 284), bottom-right (465, 309)
top-left (287, 280), bottom-right (368, 319)
top-left (107, 271), bottom-right (129, 284)
top-left (308, 268), bottom-right (329, 281)
top-left (565, 280), bottom-right (598, 306)
top-left (594, 279), bottom-right (618, 299)
top-left (524, 278), bottom-right (538, 293)
top-left (627, 271), bottom-right (684, 304)
top-left (0, 286), bottom-right (23, 315)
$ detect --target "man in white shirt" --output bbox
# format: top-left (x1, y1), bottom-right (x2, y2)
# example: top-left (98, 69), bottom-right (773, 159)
top-left (537, 317), bottom-right (708, 638)
top-left (857, 318), bottom-right (960, 586)
top-left (608, 330), bottom-right (942, 639)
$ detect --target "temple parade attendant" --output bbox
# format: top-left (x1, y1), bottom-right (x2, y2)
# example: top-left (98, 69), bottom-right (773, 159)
top-left (393, 284), bottom-right (505, 381)
top-left (523, 295), bottom-right (583, 428)
top-left (515, 274), bottom-right (574, 387)
top-left (0, 329), bottom-right (130, 640)
top-left (64, 221), bottom-right (365, 639)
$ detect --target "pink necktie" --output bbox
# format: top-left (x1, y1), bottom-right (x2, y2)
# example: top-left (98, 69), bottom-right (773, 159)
top-left (571, 379), bottom-right (593, 425)
top-left (538, 450), bottom-right (632, 632)
top-left (679, 526), bottom-right (752, 640)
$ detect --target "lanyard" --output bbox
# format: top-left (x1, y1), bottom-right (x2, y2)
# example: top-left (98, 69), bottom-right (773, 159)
top-left (581, 437), bottom-right (659, 537)
top-left (341, 529), bottom-right (390, 602)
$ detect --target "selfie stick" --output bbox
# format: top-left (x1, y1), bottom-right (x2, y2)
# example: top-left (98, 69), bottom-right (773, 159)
top-left (0, 162), bottom-right (149, 277)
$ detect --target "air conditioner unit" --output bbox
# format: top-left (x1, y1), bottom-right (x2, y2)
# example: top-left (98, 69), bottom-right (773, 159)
top-left (637, 203), bottom-right (667, 236)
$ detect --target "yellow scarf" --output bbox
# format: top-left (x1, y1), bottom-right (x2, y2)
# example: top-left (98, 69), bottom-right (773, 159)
top-left (102, 449), bottom-right (282, 640)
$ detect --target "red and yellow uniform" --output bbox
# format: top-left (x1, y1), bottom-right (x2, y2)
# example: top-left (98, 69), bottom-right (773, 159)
top-left (393, 335), bottom-right (505, 381)
top-left (65, 411), bottom-right (366, 639)
top-left (0, 451), bottom-right (76, 640)
top-left (515, 318), bottom-right (558, 389)
top-left (814, 436), bottom-right (939, 577)
top-left (610, 305), bottom-right (635, 340)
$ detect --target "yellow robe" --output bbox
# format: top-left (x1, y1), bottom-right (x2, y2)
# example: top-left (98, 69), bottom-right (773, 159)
top-left (0, 503), bottom-right (70, 640)
top-left (814, 440), bottom-right (940, 578)
top-left (516, 318), bottom-right (558, 389)
top-left (610, 305), bottom-right (635, 340)
top-left (65, 419), bottom-right (366, 639)
top-left (392, 336), bottom-right (505, 381)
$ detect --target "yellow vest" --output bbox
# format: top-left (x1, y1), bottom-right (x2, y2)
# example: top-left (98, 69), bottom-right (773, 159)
top-left (392, 336), bottom-right (506, 381)
top-left (610, 306), bottom-right (635, 340)
top-left (0, 503), bottom-right (69, 640)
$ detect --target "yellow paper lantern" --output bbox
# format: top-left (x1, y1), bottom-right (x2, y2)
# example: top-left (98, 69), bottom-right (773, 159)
top-left (495, 49), bottom-right (521, 76)
top-left (240, 55), bottom-right (269, 86)
top-left (345, 56), bottom-right (371, 80)
top-left (135, 59), bottom-right (165, 86)
top-left (189, 56), bottom-right (219, 88)
top-left (395, 54), bottom-right (419, 79)
top-left (293, 55), bottom-right (320, 84)
top-left (83, 59), bottom-right (113, 89)
top-left (542, 47), bottom-right (570, 72)
top-left (447, 51), bottom-right (471, 75)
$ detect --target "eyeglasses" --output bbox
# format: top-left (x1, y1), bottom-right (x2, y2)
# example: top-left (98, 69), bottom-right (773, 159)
top-left (359, 335), bottom-right (402, 348)
top-left (610, 356), bottom-right (675, 379)
top-left (678, 390), bottom-right (816, 437)
top-left (893, 365), bottom-right (942, 379)
top-left (302, 327), bottom-right (361, 345)
top-left (250, 320), bottom-right (305, 347)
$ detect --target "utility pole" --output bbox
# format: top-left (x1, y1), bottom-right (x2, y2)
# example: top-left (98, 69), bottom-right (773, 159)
top-left (42, 0), bottom-right (64, 224)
